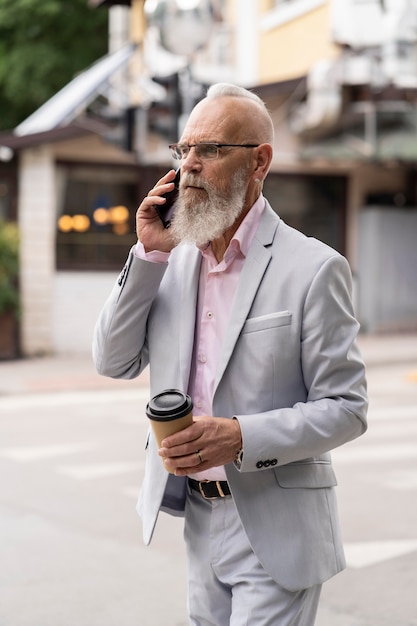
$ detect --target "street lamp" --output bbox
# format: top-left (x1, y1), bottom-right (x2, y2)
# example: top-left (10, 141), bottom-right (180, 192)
top-left (144, 0), bottom-right (215, 58)
top-left (144, 0), bottom-right (216, 133)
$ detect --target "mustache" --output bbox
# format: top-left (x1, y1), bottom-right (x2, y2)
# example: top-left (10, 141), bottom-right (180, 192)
top-left (180, 174), bottom-right (210, 192)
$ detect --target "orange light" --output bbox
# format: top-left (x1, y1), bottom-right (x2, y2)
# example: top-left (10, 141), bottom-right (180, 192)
top-left (72, 214), bottom-right (90, 232)
top-left (109, 205), bottom-right (129, 224)
top-left (112, 222), bottom-right (130, 235)
top-left (93, 207), bottom-right (109, 225)
top-left (58, 215), bottom-right (73, 232)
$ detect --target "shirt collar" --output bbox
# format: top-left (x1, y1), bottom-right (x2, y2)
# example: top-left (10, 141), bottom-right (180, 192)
top-left (198, 194), bottom-right (266, 260)
top-left (232, 193), bottom-right (265, 258)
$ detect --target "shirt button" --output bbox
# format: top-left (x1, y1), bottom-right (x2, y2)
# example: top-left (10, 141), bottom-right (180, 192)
top-left (207, 311), bottom-right (213, 318)
top-left (199, 355), bottom-right (207, 363)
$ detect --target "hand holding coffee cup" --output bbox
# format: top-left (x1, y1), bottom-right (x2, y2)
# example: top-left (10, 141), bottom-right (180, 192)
top-left (146, 389), bottom-right (193, 473)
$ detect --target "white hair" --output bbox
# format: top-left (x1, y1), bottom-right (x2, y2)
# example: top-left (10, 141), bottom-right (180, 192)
top-left (206, 82), bottom-right (265, 106)
top-left (206, 82), bottom-right (274, 145)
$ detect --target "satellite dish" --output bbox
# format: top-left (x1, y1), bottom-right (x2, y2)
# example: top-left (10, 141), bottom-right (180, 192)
top-left (144, 0), bottom-right (215, 57)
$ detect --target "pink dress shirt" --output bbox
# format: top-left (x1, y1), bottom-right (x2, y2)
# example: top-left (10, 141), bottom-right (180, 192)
top-left (135, 194), bottom-right (266, 481)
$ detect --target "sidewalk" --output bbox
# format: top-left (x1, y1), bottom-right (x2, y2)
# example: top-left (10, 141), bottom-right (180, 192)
top-left (0, 352), bottom-right (150, 396)
top-left (356, 332), bottom-right (417, 367)
top-left (0, 333), bottom-right (416, 397)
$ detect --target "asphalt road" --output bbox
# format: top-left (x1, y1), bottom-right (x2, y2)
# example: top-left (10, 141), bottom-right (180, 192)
top-left (0, 348), bottom-right (416, 625)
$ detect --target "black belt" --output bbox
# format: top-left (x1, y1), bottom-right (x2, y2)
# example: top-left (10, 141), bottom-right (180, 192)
top-left (188, 478), bottom-right (231, 500)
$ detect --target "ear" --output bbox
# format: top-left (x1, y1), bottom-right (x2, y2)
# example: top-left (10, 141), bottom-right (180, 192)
top-left (252, 144), bottom-right (273, 183)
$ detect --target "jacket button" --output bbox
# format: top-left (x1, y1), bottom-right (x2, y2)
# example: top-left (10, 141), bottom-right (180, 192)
top-left (256, 461), bottom-right (264, 469)
top-left (264, 460), bottom-right (271, 467)
top-left (271, 459), bottom-right (278, 466)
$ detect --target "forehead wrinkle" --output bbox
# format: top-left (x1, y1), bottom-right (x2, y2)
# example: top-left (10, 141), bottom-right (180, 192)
top-left (181, 99), bottom-right (245, 144)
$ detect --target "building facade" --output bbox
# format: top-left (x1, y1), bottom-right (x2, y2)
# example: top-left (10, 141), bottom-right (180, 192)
top-left (1, 0), bottom-right (416, 355)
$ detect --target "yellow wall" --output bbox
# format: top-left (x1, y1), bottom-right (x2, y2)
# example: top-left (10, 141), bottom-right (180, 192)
top-left (130, 0), bottom-right (146, 44)
top-left (129, 0), bottom-right (146, 106)
top-left (258, 2), bottom-right (340, 84)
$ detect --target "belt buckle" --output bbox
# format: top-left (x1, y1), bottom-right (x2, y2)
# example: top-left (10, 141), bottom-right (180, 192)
top-left (198, 480), bottom-right (226, 500)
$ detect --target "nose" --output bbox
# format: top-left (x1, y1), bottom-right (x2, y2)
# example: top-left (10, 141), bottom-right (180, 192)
top-left (180, 146), bottom-right (203, 173)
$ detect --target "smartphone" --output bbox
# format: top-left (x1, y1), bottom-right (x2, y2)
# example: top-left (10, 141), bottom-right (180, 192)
top-left (155, 168), bottom-right (181, 229)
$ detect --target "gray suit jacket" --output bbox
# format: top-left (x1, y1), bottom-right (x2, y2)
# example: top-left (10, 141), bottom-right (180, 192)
top-left (93, 201), bottom-right (368, 591)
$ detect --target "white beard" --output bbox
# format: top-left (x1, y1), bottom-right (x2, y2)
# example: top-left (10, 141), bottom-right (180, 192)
top-left (170, 167), bottom-right (248, 247)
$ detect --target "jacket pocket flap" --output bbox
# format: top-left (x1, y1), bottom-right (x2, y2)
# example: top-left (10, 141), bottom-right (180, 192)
top-left (243, 311), bottom-right (292, 333)
top-left (274, 462), bottom-right (337, 489)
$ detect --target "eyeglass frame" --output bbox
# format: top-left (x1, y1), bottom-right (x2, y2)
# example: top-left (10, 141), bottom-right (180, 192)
top-left (168, 142), bottom-right (260, 161)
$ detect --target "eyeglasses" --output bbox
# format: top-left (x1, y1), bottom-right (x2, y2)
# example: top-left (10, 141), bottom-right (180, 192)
top-left (169, 142), bottom-right (259, 161)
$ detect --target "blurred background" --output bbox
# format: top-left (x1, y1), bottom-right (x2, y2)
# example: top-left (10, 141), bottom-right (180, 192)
top-left (1, 0), bottom-right (417, 358)
top-left (0, 2), bottom-right (416, 625)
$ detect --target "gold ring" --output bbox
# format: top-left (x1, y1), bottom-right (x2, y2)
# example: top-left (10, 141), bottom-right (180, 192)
top-left (196, 450), bottom-right (203, 464)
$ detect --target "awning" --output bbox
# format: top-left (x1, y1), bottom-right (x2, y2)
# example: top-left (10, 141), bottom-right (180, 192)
top-left (300, 114), bottom-right (417, 163)
top-left (89, 0), bottom-right (131, 6)
top-left (15, 44), bottom-right (137, 137)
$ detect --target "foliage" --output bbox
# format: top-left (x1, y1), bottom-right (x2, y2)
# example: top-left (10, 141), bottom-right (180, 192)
top-left (0, 221), bottom-right (19, 315)
top-left (0, 0), bottom-right (108, 130)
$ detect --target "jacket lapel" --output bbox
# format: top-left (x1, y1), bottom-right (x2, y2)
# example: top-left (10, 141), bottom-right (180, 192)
top-left (178, 245), bottom-right (202, 390)
top-left (214, 204), bottom-right (280, 390)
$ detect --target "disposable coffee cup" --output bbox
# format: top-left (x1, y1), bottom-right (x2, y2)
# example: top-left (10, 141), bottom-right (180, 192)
top-left (146, 389), bottom-right (193, 471)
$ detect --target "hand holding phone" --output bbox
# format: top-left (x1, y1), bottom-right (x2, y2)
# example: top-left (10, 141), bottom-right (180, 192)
top-left (155, 168), bottom-right (181, 229)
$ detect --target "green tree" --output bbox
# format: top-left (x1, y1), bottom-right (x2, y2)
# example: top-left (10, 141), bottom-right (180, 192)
top-left (0, 0), bottom-right (108, 131)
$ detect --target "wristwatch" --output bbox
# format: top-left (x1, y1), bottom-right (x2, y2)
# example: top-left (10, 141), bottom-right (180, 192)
top-left (234, 447), bottom-right (244, 468)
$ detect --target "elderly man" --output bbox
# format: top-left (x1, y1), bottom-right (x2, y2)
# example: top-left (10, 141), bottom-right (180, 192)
top-left (93, 83), bottom-right (368, 625)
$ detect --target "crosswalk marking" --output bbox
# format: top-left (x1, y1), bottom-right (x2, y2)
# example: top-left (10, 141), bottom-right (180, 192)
top-left (368, 405), bottom-right (417, 421)
top-left (367, 422), bottom-right (417, 438)
top-left (0, 388), bottom-right (149, 411)
top-left (57, 461), bottom-right (142, 480)
top-left (344, 539), bottom-right (417, 569)
top-left (0, 443), bottom-right (96, 462)
top-left (333, 443), bottom-right (417, 463)
top-left (122, 486), bottom-right (140, 498)
top-left (383, 470), bottom-right (417, 490)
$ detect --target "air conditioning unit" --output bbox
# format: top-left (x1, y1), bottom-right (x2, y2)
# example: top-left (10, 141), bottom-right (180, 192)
top-left (331, 0), bottom-right (384, 48)
top-left (331, 0), bottom-right (417, 50)
top-left (383, 41), bottom-right (417, 88)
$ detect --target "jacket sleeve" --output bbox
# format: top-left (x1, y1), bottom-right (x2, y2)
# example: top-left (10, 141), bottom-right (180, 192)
top-left (235, 254), bottom-right (368, 471)
top-left (92, 247), bottom-right (168, 379)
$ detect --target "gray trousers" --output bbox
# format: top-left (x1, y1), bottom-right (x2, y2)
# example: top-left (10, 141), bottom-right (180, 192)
top-left (184, 486), bottom-right (322, 626)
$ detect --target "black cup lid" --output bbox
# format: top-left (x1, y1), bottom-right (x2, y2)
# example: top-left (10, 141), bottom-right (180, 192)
top-left (146, 389), bottom-right (193, 421)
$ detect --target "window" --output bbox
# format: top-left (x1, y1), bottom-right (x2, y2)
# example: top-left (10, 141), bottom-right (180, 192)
top-left (262, 0), bottom-right (326, 30)
top-left (0, 180), bottom-right (10, 221)
top-left (263, 173), bottom-right (347, 254)
top-left (0, 167), bottom-right (17, 222)
top-left (56, 164), bottom-right (139, 270)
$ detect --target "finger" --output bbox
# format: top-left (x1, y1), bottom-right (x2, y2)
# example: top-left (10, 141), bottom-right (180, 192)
top-left (158, 439), bottom-right (201, 459)
top-left (137, 170), bottom-right (178, 215)
top-left (149, 170), bottom-right (177, 198)
top-left (160, 422), bottom-right (203, 449)
top-left (164, 451), bottom-right (205, 474)
top-left (147, 182), bottom-right (175, 202)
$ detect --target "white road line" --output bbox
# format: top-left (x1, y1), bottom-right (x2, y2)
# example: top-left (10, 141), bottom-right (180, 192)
top-left (121, 486), bottom-right (140, 498)
top-left (368, 405), bottom-right (417, 421)
top-left (367, 422), bottom-right (417, 438)
top-left (333, 443), bottom-right (417, 463)
top-left (0, 388), bottom-right (149, 410)
top-left (57, 461), bottom-right (142, 480)
top-left (383, 471), bottom-right (417, 490)
top-left (344, 539), bottom-right (417, 569)
top-left (0, 443), bottom-right (96, 462)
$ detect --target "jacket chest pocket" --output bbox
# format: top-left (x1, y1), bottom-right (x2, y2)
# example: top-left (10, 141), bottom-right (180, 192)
top-left (242, 310), bottom-right (292, 334)
top-left (238, 310), bottom-right (293, 364)
top-left (226, 311), bottom-right (295, 413)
